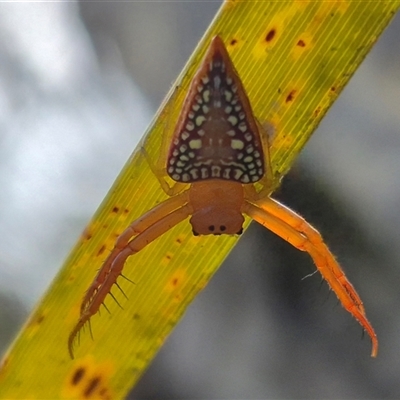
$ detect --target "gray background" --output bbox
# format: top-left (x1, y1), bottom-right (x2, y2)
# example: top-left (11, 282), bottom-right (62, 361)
top-left (0, 2), bottom-right (400, 398)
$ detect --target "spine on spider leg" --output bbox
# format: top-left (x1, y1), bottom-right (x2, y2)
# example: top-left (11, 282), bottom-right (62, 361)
top-left (87, 249), bottom-right (133, 315)
top-left (68, 247), bottom-right (134, 359)
top-left (80, 247), bottom-right (124, 314)
top-left (81, 219), bottom-right (161, 311)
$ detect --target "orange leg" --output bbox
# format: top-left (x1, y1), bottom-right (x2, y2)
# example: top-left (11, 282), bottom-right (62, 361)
top-left (81, 190), bottom-right (190, 314)
top-left (242, 199), bottom-right (378, 357)
top-left (68, 197), bottom-right (193, 358)
top-left (254, 196), bottom-right (366, 314)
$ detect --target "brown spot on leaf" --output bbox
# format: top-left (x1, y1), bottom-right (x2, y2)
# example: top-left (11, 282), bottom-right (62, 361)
top-left (297, 39), bottom-right (306, 47)
top-left (166, 269), bottom-right (186, 293)
top-left (285, 90), bottom-right (297, 103)
top-left (163, 252), bottom-right (174, 264)
top-left (63, 357), bottom-right (114, 400)
top-left (265, 29), bottom-right (276, 42)
top-left (112, 206), bottom-right (119, 213)
top-left (71, 367), bottom-right (85, 386)
top-left (97, 245), bottom-right (106, 256)
top-left (230, 38), bottom-right (238, 46)
top-left (174, 293), bottom-right (183, 302)
top-left (84, 376), bottom-right (101, 398)
top-left (313, 106), bottom-right (322, 118)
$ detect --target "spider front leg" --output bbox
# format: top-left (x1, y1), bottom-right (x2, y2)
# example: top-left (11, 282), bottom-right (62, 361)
top-left (68, 191), bottom-right (192, 358)
top-left (242, 198), bottom-right (378, 357)
top-left (141, 146), bottom-right (188, 197)
top-left (80, 190), bottom-right (191, 314)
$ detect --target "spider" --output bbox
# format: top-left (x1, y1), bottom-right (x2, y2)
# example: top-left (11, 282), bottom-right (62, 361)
top-left (68, 35), bottom-right (377, 358)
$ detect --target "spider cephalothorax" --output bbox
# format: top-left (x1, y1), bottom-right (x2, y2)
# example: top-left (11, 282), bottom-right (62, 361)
top-left (188, 180), bottom-right (245, 236)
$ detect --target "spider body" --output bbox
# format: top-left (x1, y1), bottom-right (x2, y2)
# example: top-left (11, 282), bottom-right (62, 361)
top-left (68, 35), bottom-right (377, 358)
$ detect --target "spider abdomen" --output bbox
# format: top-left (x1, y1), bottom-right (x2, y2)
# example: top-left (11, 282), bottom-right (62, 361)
top-left (167, 35), bottom-right (264, 185)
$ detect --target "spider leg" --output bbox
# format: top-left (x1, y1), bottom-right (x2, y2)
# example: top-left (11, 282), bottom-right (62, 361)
top-left (254, 196), bottom-right (366, 314)
top-left (242, 199), bottom-right (378, 357)
top-left (81, 190), bottom-right (190, 314)
top-left (68, 195), bottom-right (192, 359)
top-left (141, 146), bottom-right (187, 197)
top-left (141, 86), bottom-right (188, 197)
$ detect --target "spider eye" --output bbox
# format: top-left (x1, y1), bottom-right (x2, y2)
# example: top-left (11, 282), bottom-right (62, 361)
top-left (236, 228), bottom-right (243, 235)
top-left (208, 225), bottom-right (215, 232)
top-left (220, 225), bottom-right (226, 232)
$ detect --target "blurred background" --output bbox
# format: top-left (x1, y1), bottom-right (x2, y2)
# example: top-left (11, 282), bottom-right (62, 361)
top-left (1, 2), bottom-right (400, 398)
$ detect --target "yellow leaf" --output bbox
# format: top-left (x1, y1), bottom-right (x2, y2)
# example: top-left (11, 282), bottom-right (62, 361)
top-left (1, 1), bottom-right (399, 398)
